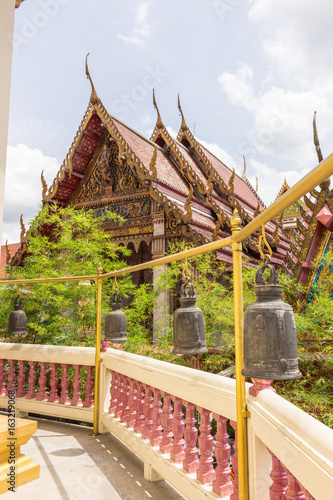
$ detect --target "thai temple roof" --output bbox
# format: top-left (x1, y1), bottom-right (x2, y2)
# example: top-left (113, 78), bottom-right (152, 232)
top-left (283, 112), bottom-right (333, 298)
top-left (11, 57), bottom-right (290, 269)
top-left (283, 179), bottom-right (333, 298)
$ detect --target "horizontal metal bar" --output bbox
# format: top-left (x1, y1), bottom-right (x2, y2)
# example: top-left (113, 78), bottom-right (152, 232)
top-left (234, 152), bottom-right (333, 243)
top-left (0, 275), bottom-right (97, 286)
top-left (100, 236), bottom-right (233, 280)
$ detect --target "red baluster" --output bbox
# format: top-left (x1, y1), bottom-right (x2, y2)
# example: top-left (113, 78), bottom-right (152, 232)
top-left (36, 362), bottom-right (48, 401)
top-left (48, 363), bottom-right (59, 403)
top-left (109, 371), bottom-right (118, 415)
top-left (26, 361), bottom-right (37, 399)
top-left (298, 482), bottom-right (316, 500)
top-left (16, 360), bottom-right (26, 398)
top-left (285, 469), bottom-right (305, 500)
top-left (183, 401), bottom-right (199, 473)
top-left (150, 389), bottom-right (163, 447)
top-left (127, 379), bottom-right (137, 429)
top-left (121, 376), bottom-right (130, 424)
top-left (0, 360), bottom-right (6, 395)
top-left (249, 378), bottom-right (276, 397)
top-left (83, 365), bottom-right (94, 407)
top-left (170, 397), bottom-right (185, 463)
top-left (230, 420), bottom-right (239, 500)
top-left (59, 364), bottom-right (70, 404)
top-left (116, 375), bottom-right (124, 419)
top-left (160, 392), bottom-right (173, 454)
top-left (212, 414), bottom-right (233, 497)
top-left (196, 407), bottom-right (215, 484)
top-left (6, 360), bottom-right (16, 396)
top-left (142, 386), bottom-right (153, 440)
top-left (71, 365), bottom-right (83, 406)
top-left (268, 449), bottom-right (288, 499)
top-left (134, 382), bottom-right (145, 434)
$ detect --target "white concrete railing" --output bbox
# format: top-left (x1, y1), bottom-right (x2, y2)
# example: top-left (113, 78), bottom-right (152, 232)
top-left (0, 343), bottom-right (332, 499)
top-left (0, 343), bottom-right (95, 422)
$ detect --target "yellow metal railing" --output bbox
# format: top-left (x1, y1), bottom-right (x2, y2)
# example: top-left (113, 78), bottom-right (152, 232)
top-left (2, 152), bottom-right (333, 500)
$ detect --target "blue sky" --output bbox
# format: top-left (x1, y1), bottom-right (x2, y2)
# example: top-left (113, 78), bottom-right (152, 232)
top-left (4, 0), bottom-right (333, 243)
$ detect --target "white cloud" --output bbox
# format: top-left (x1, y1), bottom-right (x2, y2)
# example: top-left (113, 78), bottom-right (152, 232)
top-left (217, 2), bottom-right (333, 172)
top-left (117, 35), bottom-right (146, 47)
top-left (247, 158), bottom-right (310, 207)
top-left (249, 87), bottom-right (328, 164)
top-left (196, 138), bottom-right (241, 174)
top-left (218, 62), bottom-right (258, 111)
top-left (2, 144), bottom-right (59, 244)
top-left (118, 1), bottom-right (154, 47)
top-left (249, 1), bottom-right (333, 88)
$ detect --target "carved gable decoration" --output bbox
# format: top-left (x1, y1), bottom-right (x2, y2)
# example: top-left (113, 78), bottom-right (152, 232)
top-left (78, 139), bottom-right (140, 202)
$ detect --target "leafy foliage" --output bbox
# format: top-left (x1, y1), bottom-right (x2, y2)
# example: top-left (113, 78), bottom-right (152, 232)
top-left (0, 205), bottom-right (132, 345)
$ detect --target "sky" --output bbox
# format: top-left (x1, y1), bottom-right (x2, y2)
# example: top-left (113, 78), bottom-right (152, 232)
top-left (3, 0), bottom-right (333, 244)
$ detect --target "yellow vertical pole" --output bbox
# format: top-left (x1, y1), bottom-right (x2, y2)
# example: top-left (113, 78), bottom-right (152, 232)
top-left (93, 263), bottom-right (102, 435)
top-left (231, 209), bottom-right (249, 500)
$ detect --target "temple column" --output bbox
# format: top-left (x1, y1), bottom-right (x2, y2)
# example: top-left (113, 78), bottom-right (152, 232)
top-left (151, 203), bottom-right (169, 342)
top-left (0, 0), bottom-right (15, 253)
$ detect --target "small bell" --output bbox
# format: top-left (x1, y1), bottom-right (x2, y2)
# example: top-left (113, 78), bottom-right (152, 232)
top-left (173, 280), bottom-right (207, 355)
top-left (104, 293), bottom-right (128, 343)
top-left (8, 295), bottom-right (28, 336)
top-left (242, 263), bottom-right (302, 381)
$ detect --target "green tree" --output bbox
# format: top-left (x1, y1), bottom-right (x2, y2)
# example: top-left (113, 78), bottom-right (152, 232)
top-left (0, 204), bottom-right (132, 345)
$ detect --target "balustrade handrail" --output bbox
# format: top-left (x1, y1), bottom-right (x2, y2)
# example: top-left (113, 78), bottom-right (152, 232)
top-left (249, 388), bottom-right (333, 467)
top-left (0, 343), bottom-right (95, 365)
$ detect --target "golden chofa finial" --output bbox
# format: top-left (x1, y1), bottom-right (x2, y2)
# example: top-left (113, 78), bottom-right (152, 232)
top-left (242, 156), bottom-right (247, 179)
top-left (152, 88), bottom-right (164, 129)
top-left (20, 214), bottom-right (27, 243)
top-left (255, 177), bottom-right (258, 192)
top-left (85, 53), bottom-right (100, 106)
top-left (313, 111), bottom-right (323, 163)
top-left (178, 94), bottom-right (188, 132)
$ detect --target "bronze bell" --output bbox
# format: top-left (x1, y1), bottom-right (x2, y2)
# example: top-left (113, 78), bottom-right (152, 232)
top-left (8, 296), bottom-right (28, 336)
top-left (242, 263), bottom-right (302, 381)
top-left (173, 280), bottom-right (207, 355)
top-left (104, 293), bottom-right (128, 343)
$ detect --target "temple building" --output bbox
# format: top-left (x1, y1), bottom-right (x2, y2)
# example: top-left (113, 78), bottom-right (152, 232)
top-left (7, 60), bottom-right (290, 321)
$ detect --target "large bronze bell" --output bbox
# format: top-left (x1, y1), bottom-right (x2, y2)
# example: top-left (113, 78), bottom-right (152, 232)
top-left (8, 296), bottom-right (28, 336)
top-left (173, 280), bottom-right (207, 355)
top-left (242, 263), bottom-right (302, 381)
top-left (104, 293), bottom-right (128, 343)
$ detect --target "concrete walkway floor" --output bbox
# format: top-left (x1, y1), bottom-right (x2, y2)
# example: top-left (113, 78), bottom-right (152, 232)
top-left (1, 417), bottom-right (184, 500)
